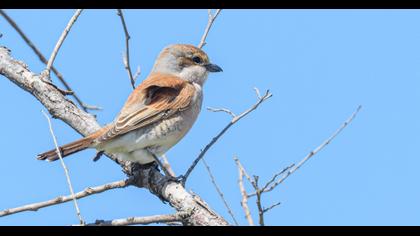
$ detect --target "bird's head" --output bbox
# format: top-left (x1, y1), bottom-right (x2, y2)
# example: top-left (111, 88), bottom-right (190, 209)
top-left (151, 44), bottom-right (222, 85)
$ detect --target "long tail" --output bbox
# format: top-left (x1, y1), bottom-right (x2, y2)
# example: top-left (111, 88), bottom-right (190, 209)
top-left (37, 136), bottom-right (94, 162)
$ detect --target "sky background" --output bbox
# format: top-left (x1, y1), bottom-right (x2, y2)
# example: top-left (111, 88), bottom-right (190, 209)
top-left (1, 9), bottom-right (420, 226)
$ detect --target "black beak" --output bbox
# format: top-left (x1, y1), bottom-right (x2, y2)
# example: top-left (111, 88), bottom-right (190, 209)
top-left (205, 63), bottom-right (223, 72)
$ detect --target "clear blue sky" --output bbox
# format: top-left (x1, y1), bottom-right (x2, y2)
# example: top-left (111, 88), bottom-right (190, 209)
top-left (1, 9), bottom-right (420, 226)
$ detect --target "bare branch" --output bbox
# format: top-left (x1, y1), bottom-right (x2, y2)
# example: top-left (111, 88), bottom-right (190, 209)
top-left (41, 110), bottom-right (84, 225)
top-left (263, 201), bottom-right (281, 213)
top-left (198, 9), bottom-right (222, 49)
top-left (254, 87), bottom-right (262, 99)
top-left (85, 211), bottom-right (189, 226)
top-left (0, 179), bottom-right (131, 217)
top-left (260, 164), bottom-right (295, 193)
top-left (161, 154), bottom-right (176, 177)
top-left (202, 158), bottom-right (239, 225)
top-left (45, 9), bottom-right (83, 76)
top-left (80, 102), bottom-right (102, 111)
top-left (148, 148), bottom-right (176, 179)
top-left (233, 156), bottom-right (255, 187)
top-left (0, 9), bottom-right (98, 112)
top-left (182, 89), bottom-right (272, 185)
top-left (234, 157), bottom-right (254, 226)
top-left (117, 9), bottom-right (136, 89)
top-left (249, 105), bottom-right (363, 197)
top-left (206, 107), bottom-right (236, 118)
top-left (252, 176), bottom-right (265, 226)
top-left (133, 65), bottom-right (141, 82)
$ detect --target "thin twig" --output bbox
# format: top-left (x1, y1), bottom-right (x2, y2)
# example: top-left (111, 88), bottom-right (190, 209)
top-left (45, 9), bottom-right (83, 76)
top-left (41, 110), bottom-right (84, 225)
top-left (117, 9), bottom-right (136, 89)
top-left (234, 156), bottom-right (265, 225)
top-left (181, 89), bottom-right (272, 185)
top-left (263, 201), bottom-right (281, 213)
top-left (254, 87), bottom-right (262, 99)
top-left (148, 148), bottom-right (175, 179)
top-left (260, 164), bottom-right (295, 193)
top-left (233, 156), bottom-right (255, 187)
top-left (133, 65), bottom-right (141, 82)
top-left (248, 105), bottom-right (363, 197)
top-left (161, 154), bottom-right (176, 177)
top-left (0, 179), bottom-right (131, 217)
top-left (198, 9), bottom-right (222, 49)
top-left (207, 107), bottom-right (236, 118)
top-left (234, 157), bottom-right (254, 226)
top-left (202, 158), bottom-right (239, 225)
top-left (80, 102), bottom-right (102, 111)
top-left (0, 9), bottom-right (98, 112)
top-left (85, 211), bottom-right (189, 226)
top-left (252, 176), bottom-right (266, 226)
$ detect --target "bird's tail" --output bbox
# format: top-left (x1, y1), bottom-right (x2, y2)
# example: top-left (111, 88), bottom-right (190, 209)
top-left (37, 136), bottom-right (94, 162)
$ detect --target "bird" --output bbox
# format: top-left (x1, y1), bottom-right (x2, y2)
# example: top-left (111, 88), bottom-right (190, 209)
top-left (37, 44), bottom-right (222, 166)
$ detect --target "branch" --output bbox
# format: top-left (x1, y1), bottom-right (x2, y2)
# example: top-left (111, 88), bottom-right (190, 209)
top-left (85, 212), bottom-right (189, 226)
top-left (252, 176), bottom-right (265, 226)
top-left (198, 9), bottom-right (222, 49)
top-left (0, 46), bottom-right (101, 136)
top-left (260, 164), bottom-right (295, 193)
top-left (45, 9), bottom-right (83, 76)
top-left (117, 9), bottom-right (137, 89)
top-left (202, 158), bottom-right (238, 225)
top-left (248, 105), bottom-right (363, 197)
top-left (41, 110), bottom-right (84, 225)
top-left (234, 157), bottom-right (254, 226)
top-left (0, 179), bottom-right (131, 217)
top-left (0, 9), bottom-right (98, 112)
top-left (0, 46), bottom-right (228, 226)
top-left (262, 201), bottom-right (281, 213)
top-left (161, 154), bottom-right (176, 177)
top-left (182, 89), bottom-right (272, 185)
top-left (206, 107), bottom-right (236, 118)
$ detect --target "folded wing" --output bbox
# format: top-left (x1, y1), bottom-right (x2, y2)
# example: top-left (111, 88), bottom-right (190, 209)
top-left (96, 73), bottom-right (196, 143)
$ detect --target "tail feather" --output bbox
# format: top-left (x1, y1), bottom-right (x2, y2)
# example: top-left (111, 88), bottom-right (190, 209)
top-left (37, 137), bottom-right (93, 162)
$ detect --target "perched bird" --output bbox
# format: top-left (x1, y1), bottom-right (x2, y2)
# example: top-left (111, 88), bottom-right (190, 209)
top-left (37, 44), bottom-right (222, 165)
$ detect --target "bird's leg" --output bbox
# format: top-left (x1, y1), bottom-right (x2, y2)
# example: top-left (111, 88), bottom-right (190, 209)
top-left (92, 150), bottom-right (104, 162)
top-left (146, 148), bottom-right (184, 183)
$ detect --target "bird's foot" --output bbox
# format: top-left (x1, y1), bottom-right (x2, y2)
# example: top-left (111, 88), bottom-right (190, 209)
top-left (165, 174), bottom-right (186, 185)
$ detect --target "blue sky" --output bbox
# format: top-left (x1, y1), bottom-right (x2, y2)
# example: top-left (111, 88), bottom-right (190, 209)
top-left (1, 9), bottom-right (420, 226)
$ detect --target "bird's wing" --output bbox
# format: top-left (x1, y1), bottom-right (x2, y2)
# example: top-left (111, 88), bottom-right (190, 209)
top-left (95, 73), bottom-right (196, 143)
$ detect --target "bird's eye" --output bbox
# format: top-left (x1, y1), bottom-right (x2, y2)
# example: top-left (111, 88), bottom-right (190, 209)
top-left (192, 56), bottom-right (202, 64)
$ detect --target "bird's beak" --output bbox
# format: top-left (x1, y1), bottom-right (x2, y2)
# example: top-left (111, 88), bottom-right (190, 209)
top-left (205, 63), bottom-right (223, 72)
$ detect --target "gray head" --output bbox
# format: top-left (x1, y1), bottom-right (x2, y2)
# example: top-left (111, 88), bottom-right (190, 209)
top-left (151, 44), bottom-right (222, 85)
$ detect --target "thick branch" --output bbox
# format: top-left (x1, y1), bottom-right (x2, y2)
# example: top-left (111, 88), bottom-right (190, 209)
top-left (0, 9), bottom-right (98, 112)
top-left (0, 46), bottom-right (100, 136)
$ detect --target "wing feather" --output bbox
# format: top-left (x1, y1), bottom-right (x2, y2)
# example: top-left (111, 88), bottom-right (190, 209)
top-left (96, 73), bottom-right (195, 143)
